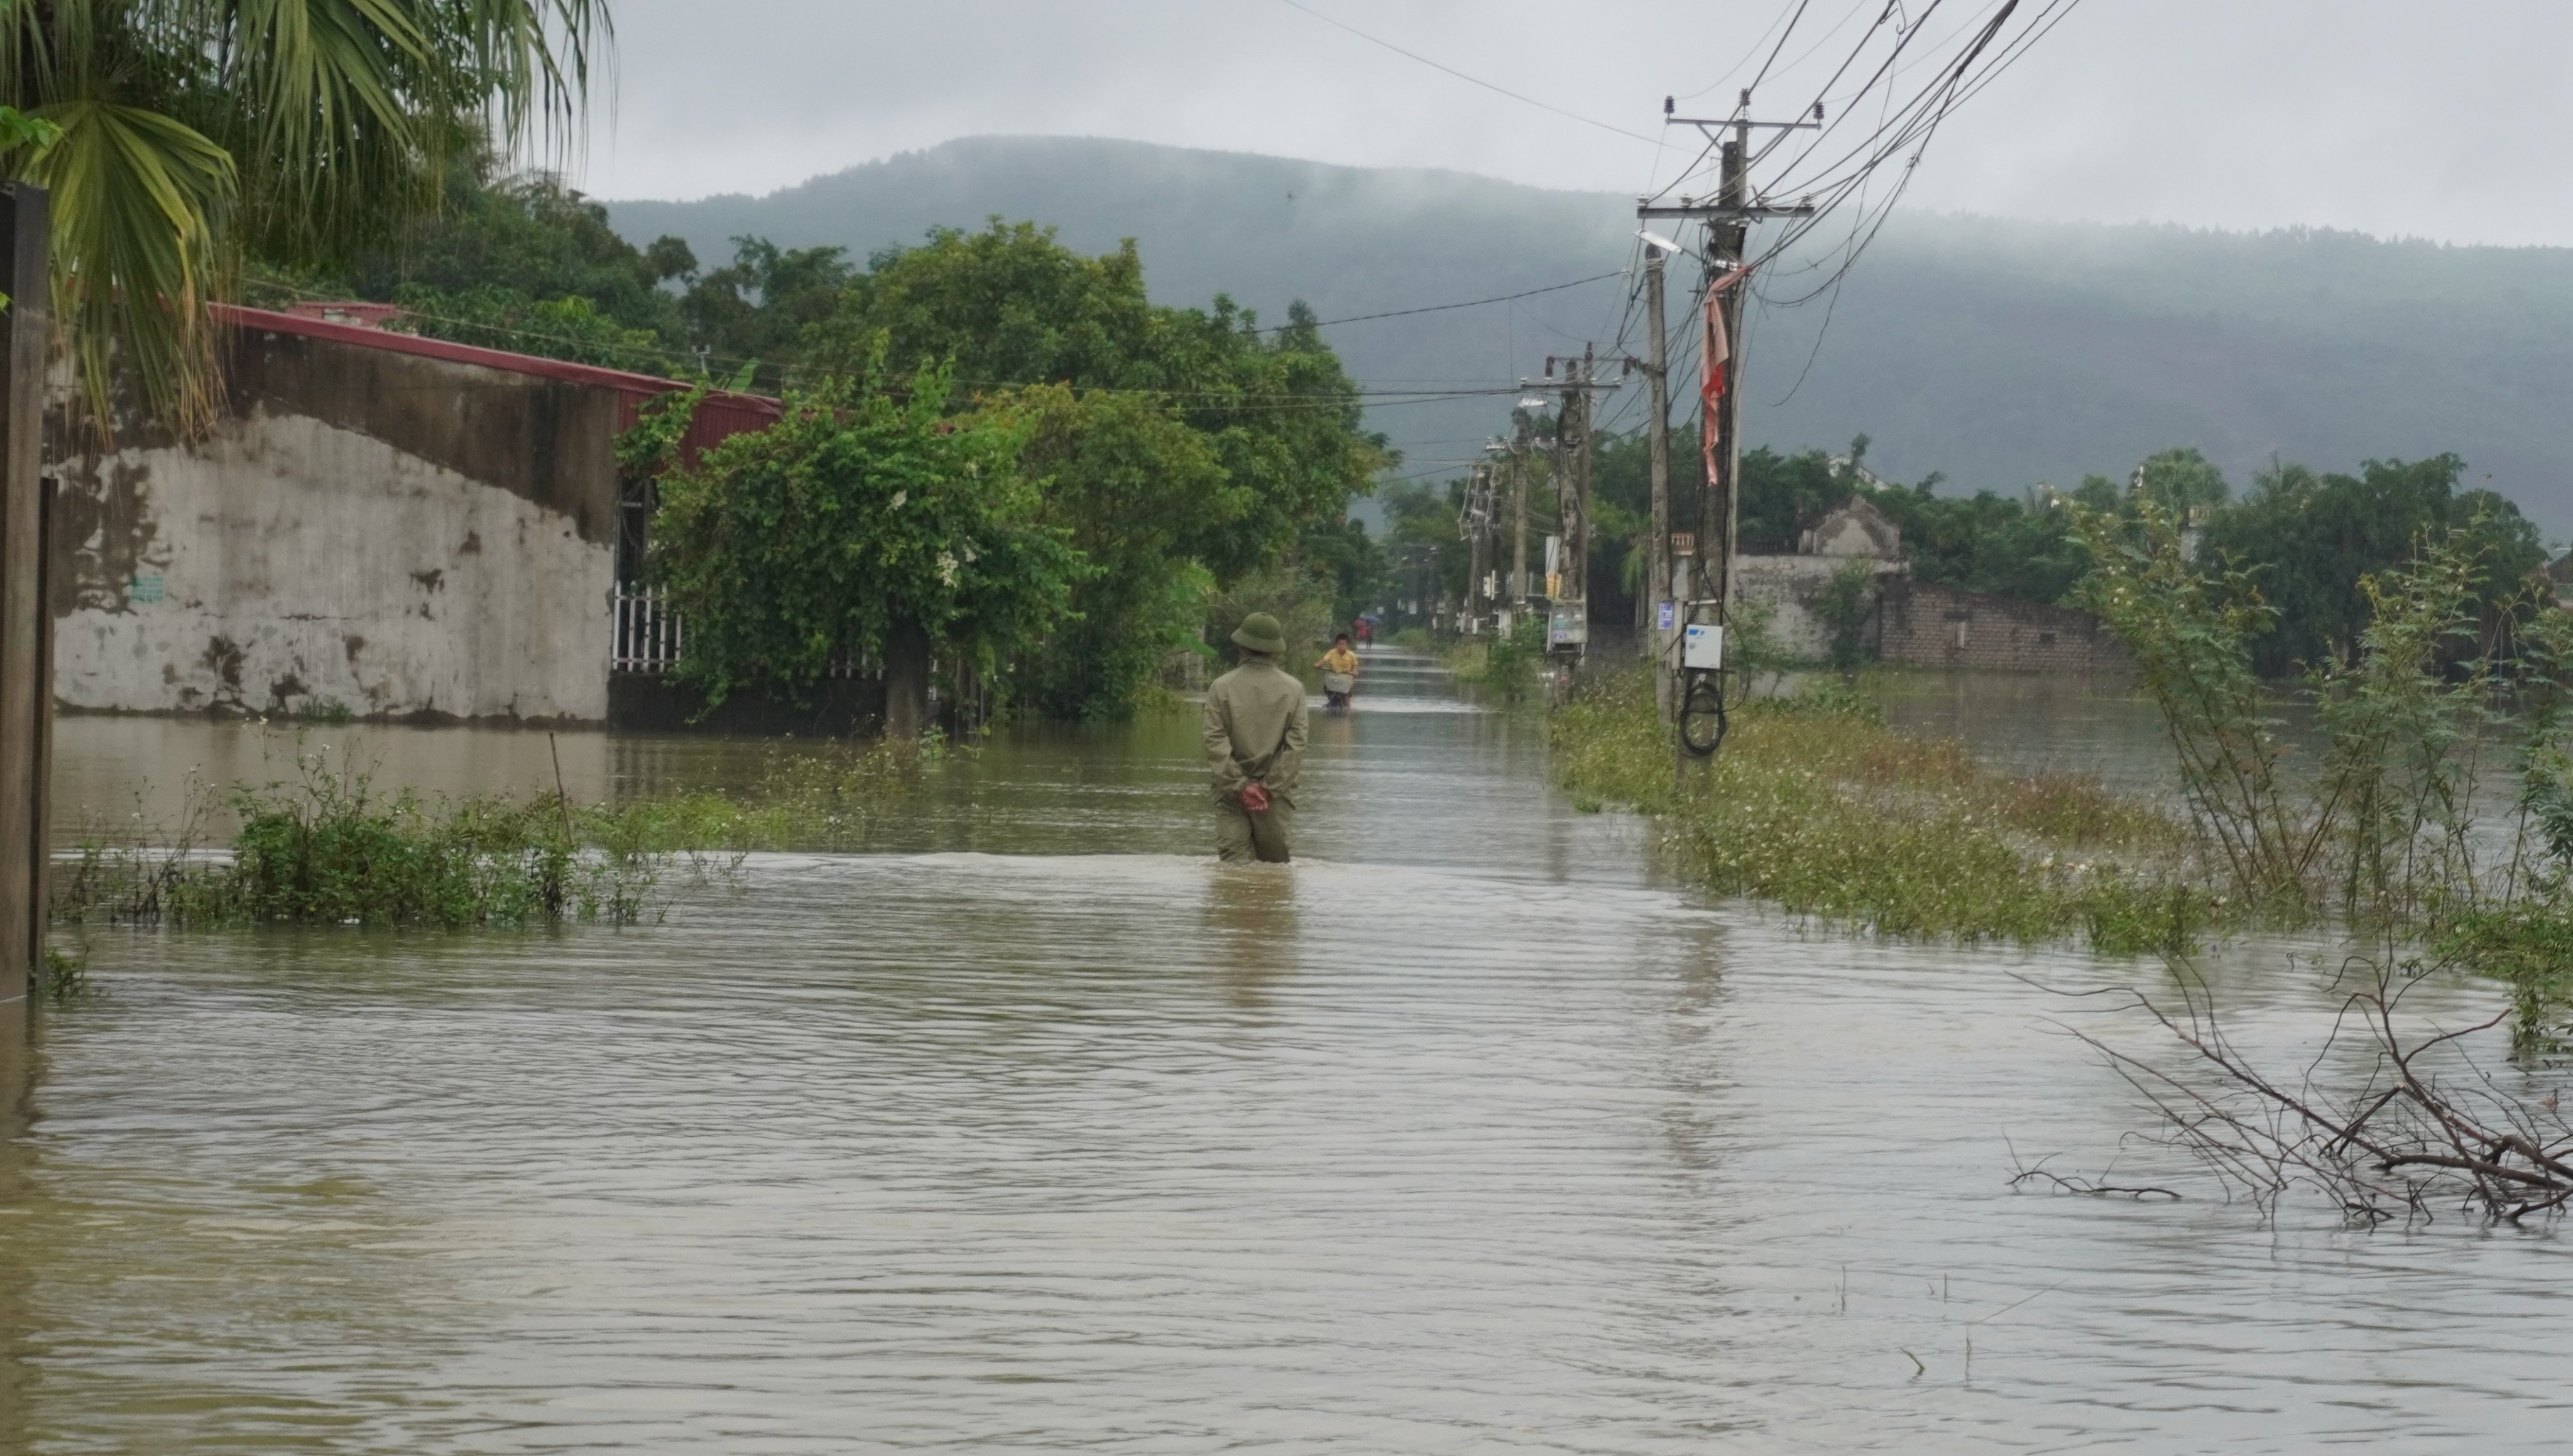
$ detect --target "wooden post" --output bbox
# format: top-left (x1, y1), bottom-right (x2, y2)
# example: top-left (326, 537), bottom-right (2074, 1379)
top-left (0, 183), bottom-right (47, 1001)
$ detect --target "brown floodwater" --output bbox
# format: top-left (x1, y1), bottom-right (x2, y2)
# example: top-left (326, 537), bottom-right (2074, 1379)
top-left (8, 659), bottom-right (2568, 1451)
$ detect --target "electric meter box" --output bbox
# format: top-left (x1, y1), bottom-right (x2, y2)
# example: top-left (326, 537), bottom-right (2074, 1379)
top-left (1682, 623), bottom-right (1724, 670)
top-left (1548, 602), bottom-right (1588, 647)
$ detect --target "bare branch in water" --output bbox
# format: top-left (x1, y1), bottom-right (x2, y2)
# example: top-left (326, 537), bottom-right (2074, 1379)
top-left (2044, 957), bottom-right (2573, 1227)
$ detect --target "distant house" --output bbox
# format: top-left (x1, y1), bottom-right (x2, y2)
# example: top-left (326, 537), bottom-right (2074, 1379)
top-left (1732, 492), bottom-right (2127, 671)
top-left (1799, 496), bottom-right (1903, 557)
top-left (1734, 497), bottom-right (1908, 659)
top-left (47, 304), bottom-right (779, 724)
top-left (1876, 581), bottom-right (2131, 674)
top-left (2550, 551), bottom-right (2573, 611)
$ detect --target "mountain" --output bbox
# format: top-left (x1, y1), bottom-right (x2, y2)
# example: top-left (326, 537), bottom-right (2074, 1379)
top-left (608, 136), bottom-right (2573, 535)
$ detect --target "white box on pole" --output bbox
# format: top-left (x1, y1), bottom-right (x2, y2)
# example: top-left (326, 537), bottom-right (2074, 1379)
top-left (1682, 623), bottom-right (1724, 670)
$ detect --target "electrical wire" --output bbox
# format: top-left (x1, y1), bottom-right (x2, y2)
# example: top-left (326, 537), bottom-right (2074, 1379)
top-left (1275, 0), bottom-right (1661, 147)
top-left (1747, 0), bottom-right (1818, 95)
top-left (1256, 271), bottom-right (1625, 334)
top-left (1670, 0), bottom-right (1806, 102)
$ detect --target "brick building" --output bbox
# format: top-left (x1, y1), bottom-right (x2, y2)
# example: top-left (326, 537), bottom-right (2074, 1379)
top-left (1877, 580), bottom-right (2131, 674)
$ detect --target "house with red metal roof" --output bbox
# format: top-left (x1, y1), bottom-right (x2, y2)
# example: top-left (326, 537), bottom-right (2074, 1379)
top-left (45, 303), bottom-right (778, 724)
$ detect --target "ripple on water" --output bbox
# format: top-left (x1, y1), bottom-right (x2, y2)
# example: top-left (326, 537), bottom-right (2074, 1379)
top-left (10, 696), bottom-right (2573, 1452)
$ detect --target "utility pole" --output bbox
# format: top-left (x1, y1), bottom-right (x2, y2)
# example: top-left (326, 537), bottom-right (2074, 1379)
top-left (1641, 90), bottom-right (1819, 749)
top-left (1507, 415), bottom-right (1532, 616)
top-left (1535, 345), bottom-right (1617, 673)
top-left (1641, 244), bottom-right (1674, 719)
top-left (1459, 459), bottom-right (1492, 636)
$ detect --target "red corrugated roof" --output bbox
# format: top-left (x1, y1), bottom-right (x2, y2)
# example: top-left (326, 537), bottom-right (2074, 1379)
top-left (213, 302), bottom-right (782, 467)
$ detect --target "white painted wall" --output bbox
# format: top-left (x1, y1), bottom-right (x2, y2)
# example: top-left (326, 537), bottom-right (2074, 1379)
top-left (53, 406), bottom-right (613, 721)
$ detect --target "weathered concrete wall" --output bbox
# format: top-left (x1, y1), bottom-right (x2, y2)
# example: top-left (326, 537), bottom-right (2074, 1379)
top-left (1879, 580), bottom-right (2132, 674)
top-left (1735, 554), bottom-right (1906, 659)
top-left (48, 334), bottom-right (620, 722)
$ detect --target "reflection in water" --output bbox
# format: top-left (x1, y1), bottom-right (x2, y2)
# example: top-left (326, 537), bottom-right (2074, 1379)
top-left (7, 657), bottom-right (2570, 1449)
top-left (1204, 862), bottom-right (1301, 1008)
top-left (0, 999), bottom-right (28, 1456)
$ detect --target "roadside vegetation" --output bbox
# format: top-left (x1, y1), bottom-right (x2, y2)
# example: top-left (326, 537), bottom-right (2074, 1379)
top-left (51, 737), bottom-right (964, 937)
top-left (2067, 496), bottom-right (2573, 1038)
top-left (1443, 617), bottom-right (1548, 704)
top-left (1555, 494), bottom-right (2573, 989)
top-left (1554, 671), bottom-right (2207, 953)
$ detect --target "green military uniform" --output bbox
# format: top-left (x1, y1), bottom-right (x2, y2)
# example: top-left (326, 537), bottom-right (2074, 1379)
top-left (1205, 613), bottom-right (1308, 863)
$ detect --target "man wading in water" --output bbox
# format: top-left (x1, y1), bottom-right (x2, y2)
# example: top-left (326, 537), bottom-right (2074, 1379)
top-left (1204, 612), bottom-right (1307, 862)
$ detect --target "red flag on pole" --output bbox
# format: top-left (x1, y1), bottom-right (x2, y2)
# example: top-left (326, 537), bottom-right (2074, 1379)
top-left (1701, 265), bottom-right (1752, 492)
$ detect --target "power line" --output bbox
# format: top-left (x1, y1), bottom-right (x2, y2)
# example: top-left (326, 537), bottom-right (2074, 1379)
top-left (1275, 0), bottom-right (1663, 147)
top-left (1671, 0), bottom-right (1807, 102)
top-left (1748, 0), bottom-right (1818, 94)
top-left (1259, 271), bottom-right (1625, 334)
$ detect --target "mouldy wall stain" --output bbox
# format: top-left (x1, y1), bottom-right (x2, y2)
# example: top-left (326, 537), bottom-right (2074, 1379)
top-left (48, 334), bottom-right (620, 722)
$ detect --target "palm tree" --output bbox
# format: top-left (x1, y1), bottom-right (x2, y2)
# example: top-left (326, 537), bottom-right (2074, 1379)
top-left (0, 0), bottom-right (608, 432)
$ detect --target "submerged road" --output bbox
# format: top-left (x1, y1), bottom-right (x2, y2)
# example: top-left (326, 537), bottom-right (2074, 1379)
top-left (8, 653), bottom-right (2570, 1451)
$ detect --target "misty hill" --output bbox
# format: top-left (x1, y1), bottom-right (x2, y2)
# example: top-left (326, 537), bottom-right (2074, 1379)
top-left (609, 136), bottom-right (2573, 535)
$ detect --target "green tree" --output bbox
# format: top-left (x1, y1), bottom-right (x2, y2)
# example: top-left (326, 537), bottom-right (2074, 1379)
top-left (2201, 454), bottom-right (2544, 673)
top-left (649, 367), bottom-right (1083, 731)
top-left (2133, 445), bottom-right (2229, 515)
top-left (1004, 383), bottom-right (1230, 719)
top-left (388, 284), bottom-right (660, 367)
top-left (353, 168), bottom-right (689, 335)
top-left (1869, 485), bottom-right (2092, 604)
top-left (1297, 513), bottom-right (1387, 627)
top-left (0, 0), bottom-right (606, 430)
top-left (681, 236), bottom-right (855, 388)
top-left (800, 220), bottom-right (1385, 716)
top-left (1813, 558), bottom-right (1879, 670)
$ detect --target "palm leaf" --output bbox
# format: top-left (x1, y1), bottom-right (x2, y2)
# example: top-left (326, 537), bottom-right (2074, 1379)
top-left (22, 97), bottom-right (237, 432)
top-left (0, 0), bottom-right (608, 434)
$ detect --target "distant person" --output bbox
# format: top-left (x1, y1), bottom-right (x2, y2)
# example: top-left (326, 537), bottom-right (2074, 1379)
top-left (1354, 617), bottom-right (1373, 647)
top-left (1204, 612), bottom-right (1307, 863)
top-left (1316, 634), bottom-right (1360, 711)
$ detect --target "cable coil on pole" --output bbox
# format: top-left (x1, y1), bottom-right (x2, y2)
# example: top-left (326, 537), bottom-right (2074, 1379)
top-left (1677, 668), bottom-right (1727, 757)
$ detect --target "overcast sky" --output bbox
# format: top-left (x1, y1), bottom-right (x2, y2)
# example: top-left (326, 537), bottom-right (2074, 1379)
top-left (579, 1), bottom-right (2569, 248)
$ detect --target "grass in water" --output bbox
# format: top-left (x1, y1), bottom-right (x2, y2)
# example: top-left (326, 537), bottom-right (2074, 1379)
top-left (1552, 670), bottom-right (2216, 953)
top-left (1443, 617), bottom-right (1547, 703)
top-left (53, 734), bottom-right (963, 932)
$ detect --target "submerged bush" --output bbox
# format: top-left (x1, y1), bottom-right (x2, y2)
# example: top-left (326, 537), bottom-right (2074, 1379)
top-left (58, 759), bottom-right (660, 930)
top-left (52, 736), bottom-right (968, 935)
top-left (1552, 671), bottom-right (2207, 952)
top-left (1445, 615), bottom-right (1546, 703)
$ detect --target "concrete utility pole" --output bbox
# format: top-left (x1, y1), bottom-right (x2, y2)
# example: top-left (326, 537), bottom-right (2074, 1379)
top-left (1640, 91), bottom-right (1819, 746)
top-left (1536, 345), bottom-right (1618, 671)
top-left (1556, 345), bottom-right (1594, 611)
top-left (1507, 416), bottom-right (1532, 613)
top-left (1642, 244), bottom-right (1674, 717)
top-left (1708, 130), bottom-right (1745, 627)
top-left (1459, 460), bottom-right (1492, 635)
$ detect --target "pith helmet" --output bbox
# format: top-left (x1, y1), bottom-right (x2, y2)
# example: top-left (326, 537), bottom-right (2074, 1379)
top-left (1231, 612), bottom-right (1287, 655)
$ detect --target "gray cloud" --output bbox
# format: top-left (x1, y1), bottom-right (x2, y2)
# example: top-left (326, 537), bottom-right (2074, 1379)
top-left (582, 1), bottom-right (2572, 247)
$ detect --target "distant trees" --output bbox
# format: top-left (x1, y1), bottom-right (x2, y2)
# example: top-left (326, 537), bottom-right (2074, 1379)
top-left (796, 222), bottom-right (1387, 719)
top-left (555, 219), bottom-right (1382, 724)
top-left (1592, 419), bottom-right (2555, 677)
top-left (325, 188), bottom-right (1394, 722)
top-left (343, 168), bottom-right (693, 363)
top-left (2200, 454), bottom-right (2544, 673)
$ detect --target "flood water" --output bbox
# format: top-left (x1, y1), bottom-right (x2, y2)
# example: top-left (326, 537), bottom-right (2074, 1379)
top-left (10, 658), bottom-right (2570, 1451)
